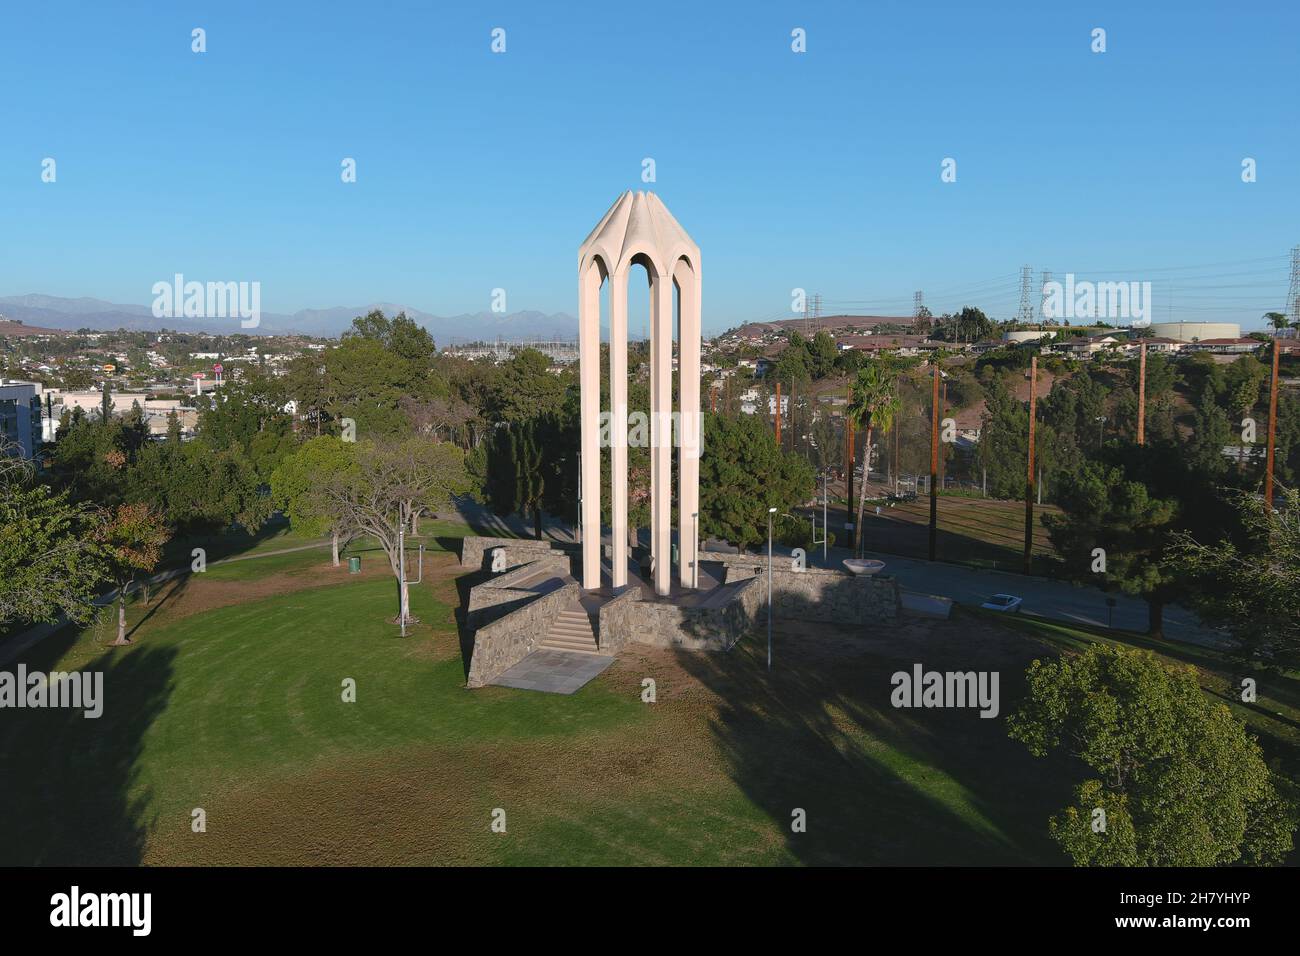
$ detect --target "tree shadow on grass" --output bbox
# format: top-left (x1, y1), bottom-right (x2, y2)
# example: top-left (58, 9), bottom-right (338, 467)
top-left (0, 630), bottom-right (176, 865)
top-left (125, 572), bottom-right (193, 642)
top-left (671, 615), bottom-right (1073, 865)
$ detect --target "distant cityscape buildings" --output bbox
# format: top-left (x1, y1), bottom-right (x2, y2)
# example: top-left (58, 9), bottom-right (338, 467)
top-left (444, 338), bottom-right (579, 364)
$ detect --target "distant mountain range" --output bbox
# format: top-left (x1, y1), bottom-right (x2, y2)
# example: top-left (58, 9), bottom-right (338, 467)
top-left (0, 294), bottom-right (580, 342)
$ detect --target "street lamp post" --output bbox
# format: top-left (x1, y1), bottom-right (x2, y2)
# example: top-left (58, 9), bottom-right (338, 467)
top-left (767, 506), bottom-right (776, 672)
top-left (811, 474), bottom-right (828, 565)
top-left (692, 511), bottom-right (699, 589)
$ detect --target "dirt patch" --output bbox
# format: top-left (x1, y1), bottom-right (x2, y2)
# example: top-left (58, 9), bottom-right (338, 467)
top-left (130, 555), bottom-right (392, 631)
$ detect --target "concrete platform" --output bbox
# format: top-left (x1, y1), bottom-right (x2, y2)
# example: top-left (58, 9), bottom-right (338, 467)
top-left (489, 648), bottom-right (615, 694)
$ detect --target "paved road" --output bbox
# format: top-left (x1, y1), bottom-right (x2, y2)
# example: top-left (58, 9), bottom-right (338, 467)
top-left (704, 538), bottom-right (1228, 648)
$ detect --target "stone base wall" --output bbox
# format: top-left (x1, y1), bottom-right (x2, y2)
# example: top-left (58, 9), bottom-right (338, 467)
top-left (604, 578), bottom-right (764, 652)
top-left (768, 567), bottom-right (898, 625)
top-left (466, 579), bottom-right (579, 688)
top-left (595, 585), bottom-right (641, 654)
top-left (460, 535), bottom-right (570, 571)
top-left (698, 551), bottom-right (899, 626)
top-left (465, 554), bottom-right (571, 631)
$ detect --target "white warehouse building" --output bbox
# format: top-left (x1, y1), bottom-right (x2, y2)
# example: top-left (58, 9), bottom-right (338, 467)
top-left (1145, 321), bottom-right (1241, 343)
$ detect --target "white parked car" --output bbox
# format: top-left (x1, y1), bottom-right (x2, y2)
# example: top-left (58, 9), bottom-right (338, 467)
top-left (981, 593), bottom-right (1023, 613)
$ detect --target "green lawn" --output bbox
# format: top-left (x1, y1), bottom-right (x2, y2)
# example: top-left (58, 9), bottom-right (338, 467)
top-left (5, 560), bottom-right (1294, 866)
top-left (820, 495), bottom-right (1060, 572)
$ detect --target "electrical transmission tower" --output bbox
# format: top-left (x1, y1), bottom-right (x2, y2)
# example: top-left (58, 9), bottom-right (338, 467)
top-left (1017, 265), bottom-right (1035, 324)
top-left (913, 290), bottom-right (925, 320)
top-left (1289, 246), bottom-right (1300, 334)
top-left (805, 292), bottom-right (821, 336)
top-left (1039, 270), bottom-right (1053, 325)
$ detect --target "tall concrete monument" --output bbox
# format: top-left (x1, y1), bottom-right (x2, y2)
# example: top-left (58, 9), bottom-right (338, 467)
top-left (578, 191), bottom-right (701, 597)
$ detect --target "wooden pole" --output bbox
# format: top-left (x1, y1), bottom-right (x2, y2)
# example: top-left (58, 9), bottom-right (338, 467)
top-left (894, 422), bottom-right (900, 494)
top-left (929, 363), bottom-right (939, 561)
top-left (1024, 355), bottom-right (1037, 575)
top-left (775, 381), bottom-right (782, 447)
top-left (1264, 338), bottom-right (1280, 508)
top-left (788, 379), bottom-right (795, 453)
top-left (939, 380), bottom-right (948, 488)
top-left (845, 391), bottom-right (855, 528)
top-left (1136, 343), bottom-right (1147, 445)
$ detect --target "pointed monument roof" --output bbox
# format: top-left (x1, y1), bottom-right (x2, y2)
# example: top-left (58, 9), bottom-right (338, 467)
top-left (579, 191), bottom-right (700, 278)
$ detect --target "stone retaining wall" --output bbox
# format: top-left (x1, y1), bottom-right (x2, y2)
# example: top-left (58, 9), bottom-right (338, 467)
top-left (595, 585), bottom-right (641, 654)
top-left (603, 577), bottom-right (764, 652)
top-left (460, 535), bottom-right (564, 571)
top-left (768, 567), bottom-right (898, 624)
top-left (698, 551), bottom-right (898, 625)
top-left (466, 580), bottom-right (579, 688)
top-left (465, 553), bottom-right (571, 635)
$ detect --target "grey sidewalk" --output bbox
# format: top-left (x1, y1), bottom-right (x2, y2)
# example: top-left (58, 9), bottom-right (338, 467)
top-left (490, 649), bottom-right (614, 694)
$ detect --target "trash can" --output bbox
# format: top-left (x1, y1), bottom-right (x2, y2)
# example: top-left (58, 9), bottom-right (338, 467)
top-left (348, 556), bottom-right (361, 574)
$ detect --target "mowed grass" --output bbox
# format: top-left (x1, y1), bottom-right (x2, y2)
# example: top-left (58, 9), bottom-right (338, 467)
top-left (0, 568), bottom-right (649, 865)
top-left (857, 496), bottom-right (1059, 570)
top-left (21, 547), bottom-right (1293, 867)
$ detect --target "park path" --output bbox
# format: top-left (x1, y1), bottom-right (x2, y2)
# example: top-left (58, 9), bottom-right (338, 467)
top-left (0, 541), bottom-right (331, 667)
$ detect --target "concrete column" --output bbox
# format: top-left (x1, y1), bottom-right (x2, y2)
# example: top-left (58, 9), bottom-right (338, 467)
top-left (651, 271), bottom-right (673, 596)
top-left (648, 280), bottom-right (659, 577)
top-left (578, 262), bottom-right (602, 588)
top-left (609, 271), bottom-right (628, 588)
top-left (676, 259), bottom-right (701, 588)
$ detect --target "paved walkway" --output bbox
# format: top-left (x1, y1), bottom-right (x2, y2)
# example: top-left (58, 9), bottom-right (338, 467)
top-left (489, 649), bottom-right (614, 694)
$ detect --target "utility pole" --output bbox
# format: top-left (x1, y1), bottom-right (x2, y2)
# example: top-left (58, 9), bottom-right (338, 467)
top-left (929, 362), bottom-right (939, 561)
top-left (845, 399), bottom-right (855, 530)
top-left (775, 381), bottom-right (782, 446)
top-left (938, 379), bottom-right (948, 490)
top-left (811, 474), bottom-right (828, 564)
top-left (1264, 338), bottom-right (1280, 509)
top-left (1137, 342), bottom-right (1147, 445)
top-left (894, 424), bottom-right (900, 495)
top-left (1288, 245), bottom-right (1300, 333)
top-left (788, 379), bottom-right (795, 453)
top-left (1024, 355), bottom-right (1037, 575)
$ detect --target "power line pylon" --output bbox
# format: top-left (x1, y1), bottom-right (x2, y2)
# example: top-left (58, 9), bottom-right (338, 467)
top-left (1288, 245), bottom-right (1300, 334)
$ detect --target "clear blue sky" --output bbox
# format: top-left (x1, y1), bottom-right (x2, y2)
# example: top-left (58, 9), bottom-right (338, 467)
top-left (2, 0), bottom-right (1297, 333)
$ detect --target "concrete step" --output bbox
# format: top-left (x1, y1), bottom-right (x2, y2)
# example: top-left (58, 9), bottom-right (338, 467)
top-left (539, 637), bottom-right (601, 654)
top-left (539, 604), bottom-right (599, 653)
top-left (548, 627), bottom-right (594, 640)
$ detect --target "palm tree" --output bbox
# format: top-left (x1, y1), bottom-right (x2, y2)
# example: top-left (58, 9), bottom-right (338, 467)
top-left (846, 364), bottom-right (900, 557)
top-left (1264, 312), bottom-right (1289, 338)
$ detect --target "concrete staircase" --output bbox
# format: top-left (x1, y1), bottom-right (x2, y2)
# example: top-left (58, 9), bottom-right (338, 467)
top-left (539, 605), bottom-right (600, 654)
